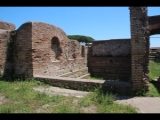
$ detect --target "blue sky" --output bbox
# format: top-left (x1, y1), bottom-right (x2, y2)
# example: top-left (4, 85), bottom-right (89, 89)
top-left (0, 7), bottom-right (160, 47)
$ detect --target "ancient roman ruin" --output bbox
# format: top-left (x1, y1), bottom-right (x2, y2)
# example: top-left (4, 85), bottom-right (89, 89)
top-left (0, 7), bottom-right (160, 93)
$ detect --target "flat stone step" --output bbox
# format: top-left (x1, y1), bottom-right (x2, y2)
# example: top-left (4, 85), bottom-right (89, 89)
top-left (33, 86), bottom-right (89, 98)
top-left (59, 67), bottom-right (89, 78)
top-left (78, 73), bottom-right (90, 79)
top-left (34, 75), bottom-right (105, 91)
top-left (33, 75), bottom-right (132, 93)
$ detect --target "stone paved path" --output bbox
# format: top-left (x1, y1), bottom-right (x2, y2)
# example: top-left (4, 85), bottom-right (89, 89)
top-left (115, 96), bottom-right (160, 113)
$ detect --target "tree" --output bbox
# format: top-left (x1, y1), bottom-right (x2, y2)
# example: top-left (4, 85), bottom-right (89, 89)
top-left (67, 35), bottom-right (95, 46)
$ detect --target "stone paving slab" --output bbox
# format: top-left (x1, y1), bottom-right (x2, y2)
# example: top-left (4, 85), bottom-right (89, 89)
top-left (115, 96), bottom-right (160, 113)
top-left (33, 86), bottom-right (89, 98)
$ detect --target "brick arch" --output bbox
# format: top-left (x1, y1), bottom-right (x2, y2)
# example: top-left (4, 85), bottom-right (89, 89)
top-left (149, 15), bottom-right (160, 35)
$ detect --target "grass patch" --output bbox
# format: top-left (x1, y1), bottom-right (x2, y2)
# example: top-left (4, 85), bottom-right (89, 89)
top-left (0, 77), bottom-right (138, 113)
top-left (149, 60), bottom-right (160, 80)
top-left (144, 83), bottom-right (160, 97)
top-left (1, 60), bottom-right (160, 113)
top-left (0, 78), bottom-right (65, 113)
top-left (78, 86), bottom-right (137, 113)
top-left (97, 103), bottom-right (136, 113)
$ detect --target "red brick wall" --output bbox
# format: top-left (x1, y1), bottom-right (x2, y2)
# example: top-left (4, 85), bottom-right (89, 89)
top-left (31, 22), bottom-right (87, 77)
top-left (1, 21), bottom-right (88, 78)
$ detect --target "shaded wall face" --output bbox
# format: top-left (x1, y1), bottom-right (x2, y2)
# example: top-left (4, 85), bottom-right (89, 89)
top-left (149, 15), bottom-right (160, 35)
top-left (14, 22), bottom-right (33, 78)
top-left (32, 23), bottom-right (88, 76)
top-left (88, 39), bottom-right (131, 81)
top-left (0, 30), bottom-right (11, 75)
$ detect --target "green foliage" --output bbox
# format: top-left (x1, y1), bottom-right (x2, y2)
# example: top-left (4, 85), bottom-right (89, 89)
top-left (145, 83), bottom-right (160, 97)
top-left (149, 60), bottom-right (160, 80)
top-left (78, 86), bottom-right (137, 113)
top-left (0, 77), bottom-right (138, 113)
top-left (67, 35), bottom-right (95, 45)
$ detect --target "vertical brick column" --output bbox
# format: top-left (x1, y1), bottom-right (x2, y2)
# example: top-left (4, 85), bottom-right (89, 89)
top-left (130, 7), bottom-right (150, 91)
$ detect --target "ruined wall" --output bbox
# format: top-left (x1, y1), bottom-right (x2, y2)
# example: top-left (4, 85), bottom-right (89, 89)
top-left (31, 22), bottom-right (87, 77)
top-left (0, 21), bottom-right (15, 76)
top-left (88, 39), bottom-right (131, 81)
top-left (68, 40), bottom-right (81, 59)
top-left (13, 22), bottom-right (33, 78)
top-left (0, 30), bottom-right (11, 75)
top-left (0, 21), bottom-right (88, 78)
top-left (130, 7), bottom-right (150, 91)
top-left (0, 21), bottom-right (15, 30)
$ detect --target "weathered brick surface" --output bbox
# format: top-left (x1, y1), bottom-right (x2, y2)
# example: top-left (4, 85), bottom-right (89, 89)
top-left (12, 21), bottom-right (88, 78)
top-left (130, 7), bottom-right (150, 91)
top-left (13, 22), bottom-right (33, 78)
top-left (88, 57), bottom-right (131, 81)
top-left (88, 39), bottom-right (131, 81)
top-left (1, 7), bottom-right (160, 93)
top-left (0, 30), bottom-right (11, 75)
top-left (59, 67), bottom-right (88, 78)
top-left (68, 40), bottom-right (81, 59)
top-left (91, 39), bottom-right (131, 57)
top-left (0, 21), bottom-right (15, 76)
top-left (0, 21), bottom-right (15, 30)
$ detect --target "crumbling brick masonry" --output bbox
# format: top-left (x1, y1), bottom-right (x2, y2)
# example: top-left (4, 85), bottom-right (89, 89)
top-left (0, 7), bottom-right (160, 92)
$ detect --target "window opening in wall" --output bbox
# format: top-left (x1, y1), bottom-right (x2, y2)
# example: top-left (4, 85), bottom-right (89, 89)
top-left (51, 36), bottom-right (62, 61)
top-left (81, 45), bottom-right (85, 57)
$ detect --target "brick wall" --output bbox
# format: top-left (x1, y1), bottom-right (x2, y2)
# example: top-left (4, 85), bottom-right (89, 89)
top-left (0, 30), bottom-right (11, 75)
top-left (0, 21), bottom-right (15, 76)
top-left (13, 22), bottom-right (33, 78)
top-left (130, 7), bottom-right (150, 91)
top-left (91, 39), bottom-right (131, 57)
top-left (0, 21), bottom-right (15, 30)
top-left (68, 40), bottom-right (81, 59)
top-left (0, 21), bottom-right (88, 78)
top-left (88, 39), bottom-right (131, 81)
top-left (88, 57), bottom-right (131, 81)
top-left (31, 22), bottom-right (88, 77)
